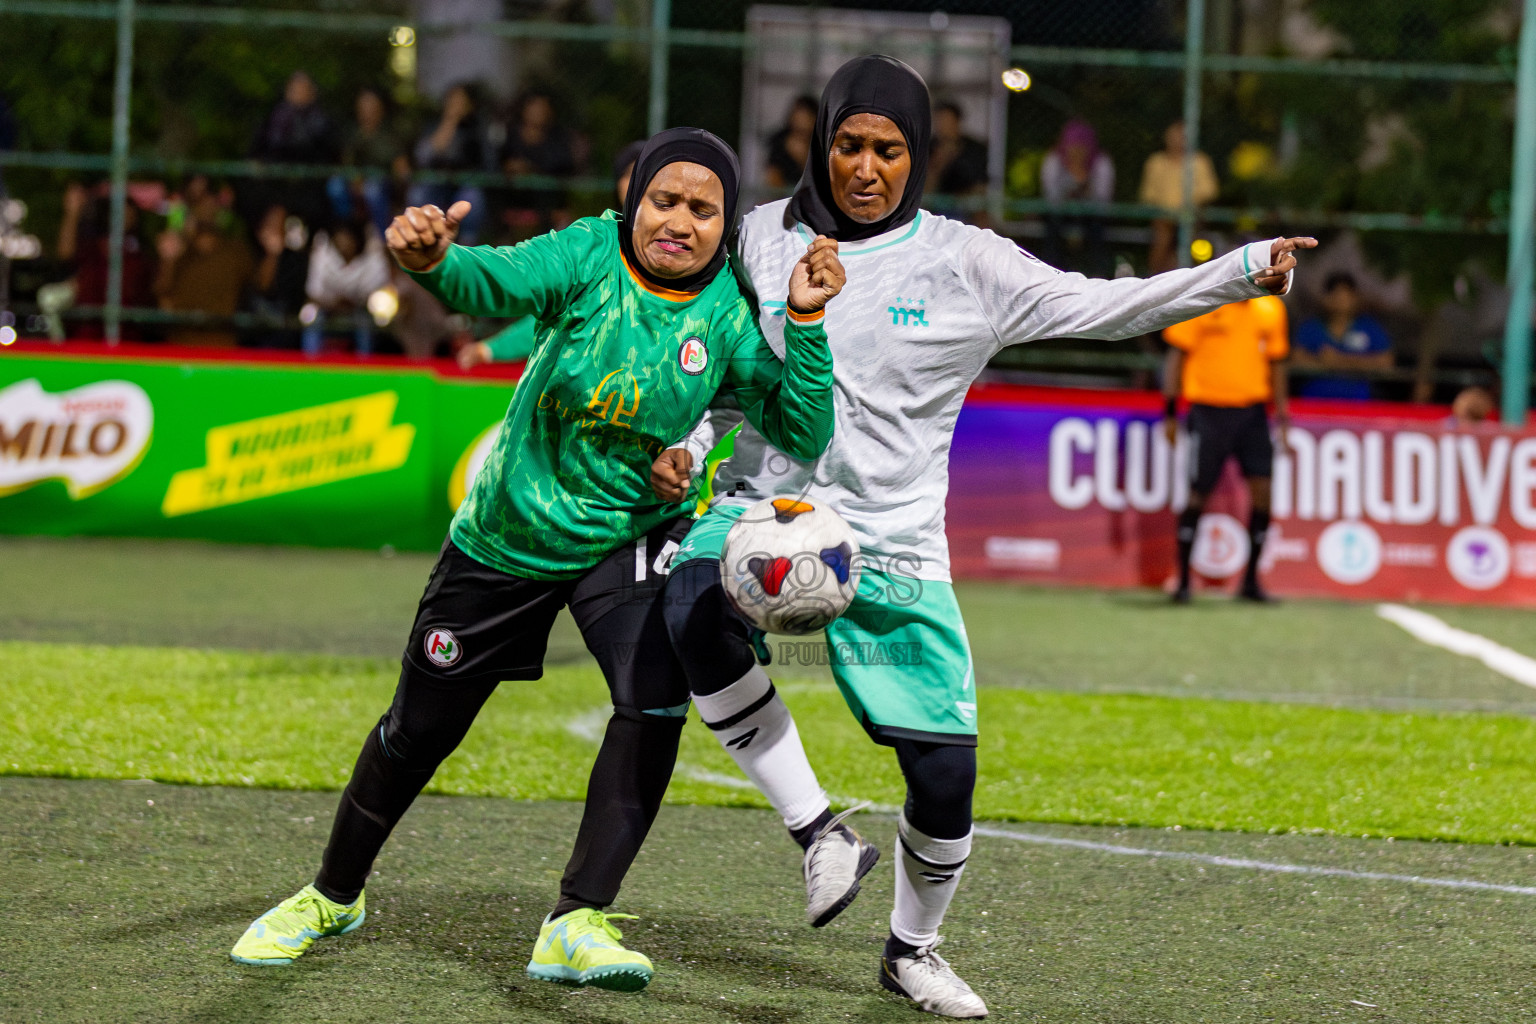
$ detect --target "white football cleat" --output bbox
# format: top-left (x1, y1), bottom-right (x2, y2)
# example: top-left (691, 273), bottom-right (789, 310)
top-left (803, 803), bottom-right (880, 927)
top-left (880, 938), bottom-right (989, 1018)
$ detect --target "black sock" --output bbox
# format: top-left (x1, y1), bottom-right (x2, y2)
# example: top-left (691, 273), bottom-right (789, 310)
top-left (553, 712), bottom-right (684, 917)
top-left (1175, 507), bottom-right (1201, 590)
top-left (788, 807), bottom-right (835, 851)
top-left (1244, 508), bottom-right (1271, 589)
top-left (549, 897), bottom-right (603, 920)
top-left (884, 932), bottom-right (922, 960)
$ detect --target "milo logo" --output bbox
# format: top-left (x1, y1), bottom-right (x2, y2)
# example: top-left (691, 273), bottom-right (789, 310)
top-left (0, 378), bottom-right (154, 499)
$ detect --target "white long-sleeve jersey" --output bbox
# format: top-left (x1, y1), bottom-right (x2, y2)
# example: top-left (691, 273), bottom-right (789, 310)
top-left (681, 199), bottom-right (1284, 582)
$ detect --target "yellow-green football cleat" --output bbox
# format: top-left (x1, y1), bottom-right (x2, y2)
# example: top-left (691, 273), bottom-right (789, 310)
top-left (526, 908), bottom-right (655, 991)
top-left (230, 884), bottom-right (365, 965)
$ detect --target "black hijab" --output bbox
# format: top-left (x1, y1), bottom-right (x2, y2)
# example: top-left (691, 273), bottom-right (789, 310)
top-left (618, 127), bottom-right (742, 293)
top-left (787, 54), bottom-right (931, 242)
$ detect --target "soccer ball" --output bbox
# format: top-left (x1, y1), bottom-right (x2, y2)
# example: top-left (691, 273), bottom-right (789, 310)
top-left (719, 497), bottom-right (861, 635)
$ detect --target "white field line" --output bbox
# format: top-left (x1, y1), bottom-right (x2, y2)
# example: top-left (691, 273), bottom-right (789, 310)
top-left (1377, 603), bottom-right (1536, 689)
top-left (971, 823), bottom-right (1536, 897)
top-left (566, 711), bottom-right (1536, 897)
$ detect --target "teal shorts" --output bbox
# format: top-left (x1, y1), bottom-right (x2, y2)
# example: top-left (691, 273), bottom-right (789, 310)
top-left (676, 504), bottom-right (978, 746)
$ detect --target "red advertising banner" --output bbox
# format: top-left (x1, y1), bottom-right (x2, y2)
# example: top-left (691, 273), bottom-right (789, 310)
top-left (946, 384), bottom-right (1536, 606)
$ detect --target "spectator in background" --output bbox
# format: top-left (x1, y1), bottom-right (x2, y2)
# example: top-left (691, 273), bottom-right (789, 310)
top-left (55, 182), bottom-right (155, 340)
top-left (390, 267), bottom-right (460, 359)
top-left (1139, 120), bottom-right (1218, 274)
top-left (331, 86), bottom-right (409, 237)
top-left (154, 190), bottom-right (255, 347)
top-left (499, 90), bottom-right (578, 235)
top-left (458, 139), bottom-right (644, 370)
top-left (1040, 118), bottom-right (1115, 277)
top-left (927, 100), bottom-right (988, 199)
top-left (1292, 272), bottom-right (1393, 400)
top-left (409, 83), bottom-right (490, 244)
top-left (302, 217), bottom-right (390, 356)
top-left (764, 95), bottom-right (817, 189)
top-left (1451, 386), bottom-right (1497, 427)
top-left (249, 71), bottom-right (337, 227)
top-left (610, 139), bottom-right (645, 212)
top-left (242, 203), bottom-right (310, 349)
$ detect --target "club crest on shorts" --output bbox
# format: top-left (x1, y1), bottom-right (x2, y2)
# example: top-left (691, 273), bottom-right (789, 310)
top-left (423, 627), bottom-right (462, 667)
top-left (678, 336), bottom-right (708, 375)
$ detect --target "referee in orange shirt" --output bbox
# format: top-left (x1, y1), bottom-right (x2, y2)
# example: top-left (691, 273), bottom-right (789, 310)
top-left (1162, 295), bottom-right (1290, 603)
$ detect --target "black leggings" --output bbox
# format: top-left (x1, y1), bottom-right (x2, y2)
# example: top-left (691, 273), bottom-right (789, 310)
top-left (662, 557), bottom-right (756, 696)
top-left (314, 527), bottom-right (690, 910)
top-left (895, 739), bottom-right (975, 840)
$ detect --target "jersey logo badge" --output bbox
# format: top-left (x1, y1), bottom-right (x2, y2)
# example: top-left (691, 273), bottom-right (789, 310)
top-left (678, 336), bottom-right (708, 375)
top-left (588, 368), bottom-right (641, 427)
top-left (424, 628), bottom-right (463, 668)
top-left (887, 296), bottom-right (928, 327)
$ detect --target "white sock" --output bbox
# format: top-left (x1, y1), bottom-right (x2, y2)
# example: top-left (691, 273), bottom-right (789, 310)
top-left (891, 812), bottom-right (972, 949)
top-left (691, 665), bottom-right (829, 831)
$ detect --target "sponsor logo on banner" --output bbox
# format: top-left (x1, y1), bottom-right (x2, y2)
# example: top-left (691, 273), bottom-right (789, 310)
top-left (423, 627), bottom-right (462, 667)
top-left (1445, 526), bottom-right (1510, 590)
top-left (1316, 520), bottom-right (1382, 584)
top-left (984, 536), bottom-right (1060, 571)
top-left (1515, 542), bottom-right (1536, 579)
top-left (161, 391), bottom-right (415, 516)
top-left (1044, 417), bottom-right (1536, 530)
top-left (448, 422), bottom-right (501, 510)
top-left (1191, 513), bottom-right (1249, 579)
top-left (0, 378), bottom-right (153, 499)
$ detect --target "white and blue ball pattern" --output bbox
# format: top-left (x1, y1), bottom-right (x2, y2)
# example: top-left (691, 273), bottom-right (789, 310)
top-left (719, 497), bottom-right (861, 635)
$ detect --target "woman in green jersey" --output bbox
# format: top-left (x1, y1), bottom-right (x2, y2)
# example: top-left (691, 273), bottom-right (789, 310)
top-left (230, 129), bottom-right (845, 992)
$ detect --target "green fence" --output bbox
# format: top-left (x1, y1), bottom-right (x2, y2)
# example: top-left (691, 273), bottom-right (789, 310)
top-left (1, 0), bottom-right (1533, 414)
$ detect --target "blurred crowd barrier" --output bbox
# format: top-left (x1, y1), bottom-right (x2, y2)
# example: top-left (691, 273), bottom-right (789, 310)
top-left (7, 342), bottom-right (1535, 606)
top-left (0, 0), bottom-right (1525, 405)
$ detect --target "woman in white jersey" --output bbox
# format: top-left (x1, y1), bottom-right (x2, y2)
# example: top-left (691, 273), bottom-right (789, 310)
top-left (653, 55), bottom-right (1314, 1019)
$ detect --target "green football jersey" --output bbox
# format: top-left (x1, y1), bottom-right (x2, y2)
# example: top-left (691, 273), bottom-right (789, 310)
top-left (408, 212), bottom-right (833, 580)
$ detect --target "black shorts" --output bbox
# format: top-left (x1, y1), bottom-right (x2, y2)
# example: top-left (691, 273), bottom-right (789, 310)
top-left (402, 517), bottom-right (694, 715)
top-left (1187, 402), bottom-right (1273, 494)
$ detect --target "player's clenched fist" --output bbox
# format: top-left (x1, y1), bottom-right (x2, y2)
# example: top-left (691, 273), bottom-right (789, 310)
top-left (386, 200), bottom-right (472, 273)
top-left (787, 235), bottom-right (845, 315)
top-left (650, 447), bottom-right (694, 503)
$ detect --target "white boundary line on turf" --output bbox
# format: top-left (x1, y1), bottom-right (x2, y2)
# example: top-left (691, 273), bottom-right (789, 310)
top-left (970, 824), bottom-right (1536, 897)
top-left (569, 712), bottom-right (1536, 898)
top-left (1376, 603), bottom-right (1536, 689)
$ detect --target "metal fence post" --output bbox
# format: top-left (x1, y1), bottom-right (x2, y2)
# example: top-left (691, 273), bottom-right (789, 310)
top-left (104, 0), bottom-right (135, 345)
top-left (647, 0), bottom-right (671, 137)
top-left (1502, 0), bottom-right (1536, 425)
top-left (1177, 0), bottom-right (1207, 269)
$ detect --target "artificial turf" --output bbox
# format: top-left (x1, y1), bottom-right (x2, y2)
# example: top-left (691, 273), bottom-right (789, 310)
top-left (7, 534), bottom-right (1536, 712)
top-left (7, 639), bottom-right (1536, 846)
top-left (8, 536), bottom-right (1536, 1022)
top-left (6, 777), bottom-right (1536, 1024)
